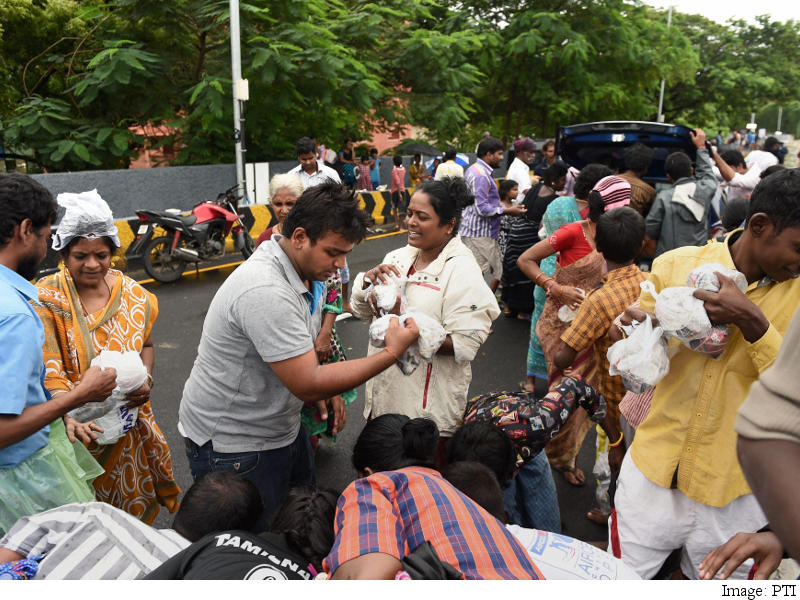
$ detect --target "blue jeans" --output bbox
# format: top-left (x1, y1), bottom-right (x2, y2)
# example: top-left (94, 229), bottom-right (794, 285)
top-left (184, 427), bottom-right (315, 528)
top-left (502, 450), bottom-right (561, 533)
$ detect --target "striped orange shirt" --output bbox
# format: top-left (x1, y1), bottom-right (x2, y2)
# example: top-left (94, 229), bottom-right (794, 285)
top-left (561, 264), bottom-right (647, 422)
top-left (323, 466), bottom-right (543, 579)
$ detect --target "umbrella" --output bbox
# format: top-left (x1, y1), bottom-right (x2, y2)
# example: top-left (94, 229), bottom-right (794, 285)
top-left (393, 142), bottom-right (440, 156)
top-left (424, 156), bottom-right (443, 169)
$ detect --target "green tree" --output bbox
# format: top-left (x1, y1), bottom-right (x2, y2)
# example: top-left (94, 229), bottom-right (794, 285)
top-left (1, 0), bottom-right (486, 169)
top-left (444, 0), bottom-right (698, 146)
top-left (658, 14), bottom-right (800, 131)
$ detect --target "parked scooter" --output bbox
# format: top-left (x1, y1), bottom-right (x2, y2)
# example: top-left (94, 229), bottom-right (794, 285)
top-left (128, 186), bottom-right (255, 283)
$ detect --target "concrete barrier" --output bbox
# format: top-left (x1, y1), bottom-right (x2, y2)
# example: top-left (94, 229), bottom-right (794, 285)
top-left (37, 190), bottom-right (397, 275)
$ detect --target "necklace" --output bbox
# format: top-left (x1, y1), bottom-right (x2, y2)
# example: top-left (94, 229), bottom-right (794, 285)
top-left (79, 275), bottom-right (113, 317)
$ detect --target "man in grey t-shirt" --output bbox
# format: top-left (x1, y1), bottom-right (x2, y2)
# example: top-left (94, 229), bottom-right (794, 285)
top-left (179, 183), bottom-right (419, 524)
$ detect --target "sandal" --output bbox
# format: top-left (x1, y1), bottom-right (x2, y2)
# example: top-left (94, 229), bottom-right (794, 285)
top-left (553, 464), bottom-right (586, 487)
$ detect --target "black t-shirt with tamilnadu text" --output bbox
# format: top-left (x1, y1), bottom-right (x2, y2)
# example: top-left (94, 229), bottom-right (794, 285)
top-left (143, 530), bottom-right (313, 580)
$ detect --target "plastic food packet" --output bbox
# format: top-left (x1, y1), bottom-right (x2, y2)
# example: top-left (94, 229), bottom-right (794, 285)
top-left (369, 312), bottom-right (447, 375)
top-left (557, 288), bottom-right (586, 323)
top-left (683, 264), bottom-right (748, 358)
top-left (69, 350), bottom-right (148, 445)
top-left (365, 273), bottom-right (408, 315)
top-left (607, 315), bottom-right (670, 394)
top-left (640, 280), bottom-right (711, 343)
top-left (406, 310), bottom-right (447, 361)
top-left (686, 263), bottom-right (748, 293)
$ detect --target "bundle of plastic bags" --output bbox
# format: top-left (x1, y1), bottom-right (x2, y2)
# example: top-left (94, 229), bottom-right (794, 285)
top-left (687, 263), bottom-right (748, 293)
top-left (607, 315), bottom-right (670, 393)
top-left (640, 263), bottom-right (748, 358)
top-left (69, 350), bottom-right (148, 445)
top-left (684, 264), bottom-right (748, 357)
top-left (369, 311), bottom-right (447, 375)
top-left (640, 280), bottom-right (711, 342)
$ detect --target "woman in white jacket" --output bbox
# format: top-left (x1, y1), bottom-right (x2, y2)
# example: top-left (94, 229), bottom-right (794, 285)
top-left (351, 177), bottom-right (500, 462)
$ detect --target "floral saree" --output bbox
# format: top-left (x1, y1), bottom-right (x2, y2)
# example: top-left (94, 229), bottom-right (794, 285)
top-left (36, 268), bottom-right (180, 524)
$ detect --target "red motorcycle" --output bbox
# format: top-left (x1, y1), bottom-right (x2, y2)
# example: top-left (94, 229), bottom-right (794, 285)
top-left (129, 186), bottom-right (255, 283)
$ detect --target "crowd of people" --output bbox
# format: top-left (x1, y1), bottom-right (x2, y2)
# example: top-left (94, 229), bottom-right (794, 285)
top-left (1, 125), bottom-right (800, 582)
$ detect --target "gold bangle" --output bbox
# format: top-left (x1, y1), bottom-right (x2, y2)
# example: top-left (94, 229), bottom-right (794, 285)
top-left (382, 347), bottom-right (401, 362)
top-left (147, 372), bottom-right (154, 388)
top-left (608, 431), bottom-right (624, 448)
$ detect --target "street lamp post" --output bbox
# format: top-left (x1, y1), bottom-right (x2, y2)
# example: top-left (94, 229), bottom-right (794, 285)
top-left (656, 5), bottom-right (673, 123)
top-left (229, 0), bottom-right (248, 202)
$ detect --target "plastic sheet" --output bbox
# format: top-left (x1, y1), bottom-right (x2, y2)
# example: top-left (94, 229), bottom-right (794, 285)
top-left (52, 189), bottom-right (120, 251)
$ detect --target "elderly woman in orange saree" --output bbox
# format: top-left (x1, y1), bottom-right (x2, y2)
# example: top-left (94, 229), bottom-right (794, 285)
top-left (35, 191), bottom-right (180, 524)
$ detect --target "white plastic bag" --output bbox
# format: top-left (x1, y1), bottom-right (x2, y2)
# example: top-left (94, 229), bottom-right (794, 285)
top-left (406, 310), bottom-right (447, 361)
top-left (69, 350), bottom-right (148, 445)
top-left (594, 437), bottom-right (611, 515)
top-left (686, 262), bottom-right (748, 293)
top-left (640, 280), bottom-right (711, 343)
top-left (368, 312), bottom-right (447, 375)
top-left (52, 189), bottom-right (120, 251)
top-left (607, 315), bottom-right (670, 394)
top-left (682, 263), bottom-right (748, 358)
top-left (365, 273), bottom-right (408, 315)
top-left (557, 288), bottom-right (586, 323)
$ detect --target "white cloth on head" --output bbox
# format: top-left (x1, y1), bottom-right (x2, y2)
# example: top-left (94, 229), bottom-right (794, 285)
top-left (52, 189), bottom-right (120, 251)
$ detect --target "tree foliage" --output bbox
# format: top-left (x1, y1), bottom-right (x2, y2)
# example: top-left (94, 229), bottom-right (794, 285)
top-left (1, 0), bottom-right (798, 171)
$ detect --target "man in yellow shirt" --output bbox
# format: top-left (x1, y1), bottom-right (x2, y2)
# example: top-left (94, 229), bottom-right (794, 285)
top-left (612, 168), bottom-right (800, 579)
top-left (408, 154), bottom-right (427, 188)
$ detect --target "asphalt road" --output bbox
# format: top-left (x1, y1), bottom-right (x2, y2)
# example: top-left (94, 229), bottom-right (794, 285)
top-left (145, 231), bottom-right (605, 542)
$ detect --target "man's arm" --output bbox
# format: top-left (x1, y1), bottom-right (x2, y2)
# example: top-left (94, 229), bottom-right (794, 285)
top-left (0, 313), bottom-right (117, 449)
top-left (699, 531), bottom-right (784, 580)
top-left (0, 369), bottom-right (116, 450)
top-left (737, 437), bottom-right (800, 563)
top-left (694, 148), bottom-right (719, 207)
top-left (734, 308), bottom-right (800, 563)
top-left (269, 317), bottom-right (419, 402)
top-left (331, 553), bottom-right (403, 580)
top-left (554, 342), bottom-right (578, 373)
top-left (693, 274), bottom-right (772, 347)
top-left (711, 149), bottom-right (737, 183)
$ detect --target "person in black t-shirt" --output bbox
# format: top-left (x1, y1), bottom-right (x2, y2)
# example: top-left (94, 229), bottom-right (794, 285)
top-left (145, 487), bottom-right (339, 580)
